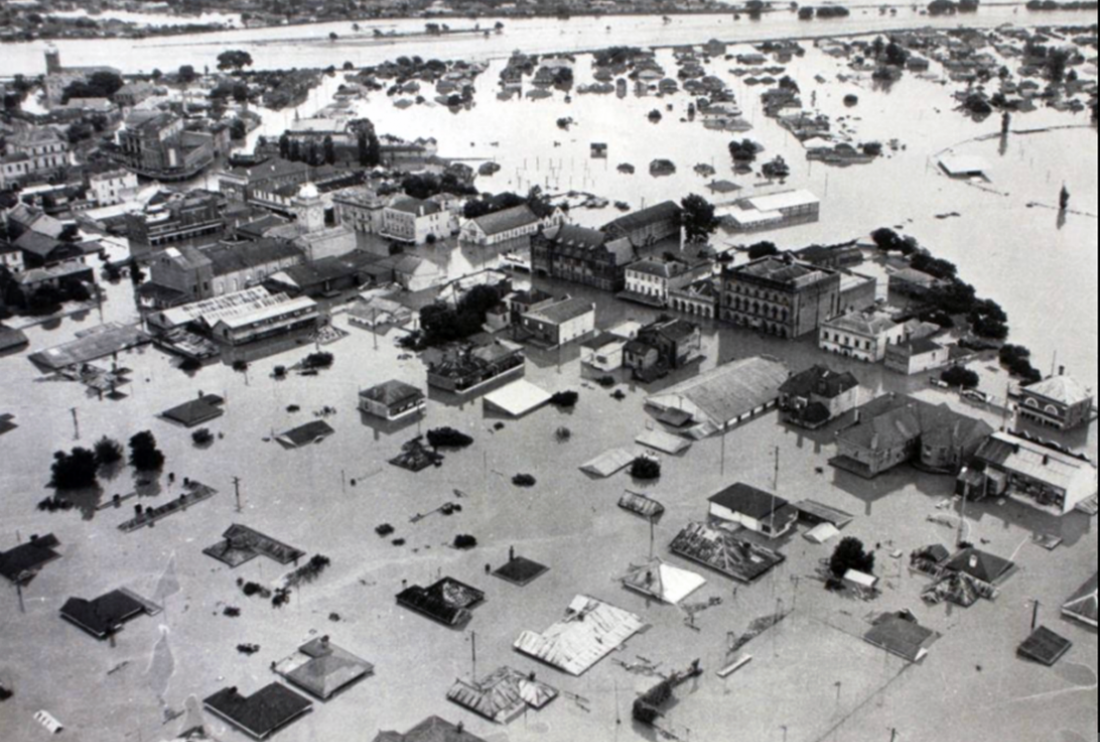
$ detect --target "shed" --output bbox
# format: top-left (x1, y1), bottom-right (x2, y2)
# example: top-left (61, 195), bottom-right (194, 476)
top-left (618, 491), bottom-right (666, 520)
top-left (1017, 626), bottom-right (1073, 667)
top-left (844, 570), bottom-right (878, 591)
top-left (804, 523), bottom-right (840, 545)
top-left (580, 448), bottom-right (637, 478)
top-left (483, 380), bottom-right (553, 418)
top-left (636, 429), bottom-right (692, 455)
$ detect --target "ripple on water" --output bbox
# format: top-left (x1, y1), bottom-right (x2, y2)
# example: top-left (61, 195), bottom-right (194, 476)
top-left (1058, 731), bottom-right (1087, 742)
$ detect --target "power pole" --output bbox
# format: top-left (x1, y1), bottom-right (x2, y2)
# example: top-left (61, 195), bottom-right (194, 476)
top-left (70, 407), bottom-right (79, 440)
top-left (470, 631), bottom-right (478, 681)
top-left (232, 476), bottom-right (242, 513)
top-left (1031, 599), bottom-right (1041, 631)
top-left (957, 482), bottom-right (969, 547)
top-left (649, 516), bottom-right (656, 561)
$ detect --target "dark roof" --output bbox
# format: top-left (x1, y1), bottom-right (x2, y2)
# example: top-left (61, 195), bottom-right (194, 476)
top-left (397, 578), bottom-right (485, 627)
top-left (839, 394), bottom-right (992, 454)
top-left (203, 240), bottom-right (302, 277)
top-left (271, 255), bottom-right (371, 289)
top-left (278, 421), bottom-right (336, 448)
top-left (493, 556), bottom-right (550, 587)
top-left (14, 230), bottom-right (64, 258)
top-left (162, 395), bottom-right (225, 427)
top-left (602, 201), bottom-right (681, 234)
top-left (1017, 626), bottom-right (1072, 666)
top-left (864, 612), bottom-right (939, 662)
top-left (780, 364), bottom-right (859, 399)
top-left (374, 716), bottom-right (488, 742)
top-left (227, 157), bottom-right (311, 183)
top-left (60, 590), bottom-right (146, 639)
top-left (0, 326), bottom-right (30, 352)
top-left (944, 548), bottom-right (1015, 585)
top-left (0, 534), bottom-right (60, 582)
top-left (205, 684), bottom-right (312, 739)
top-left (709, 483), bottom-right (789, 520)
top-left (894, 337), bottom-right (945, 357)
top-left (360, 380), bottom-right (424, 408)
top-left (544, 224), bottom-right (610, 250)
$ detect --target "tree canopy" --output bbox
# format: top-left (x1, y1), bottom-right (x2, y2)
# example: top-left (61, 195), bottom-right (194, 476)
top-left (680, 194), bottom-right (719, 244)
top-left (62, 71), bottom-right (123, 104)
top-left (217, 50), bottom-right (254, 72)
top-left (830, 537), bottom-right (875, 578)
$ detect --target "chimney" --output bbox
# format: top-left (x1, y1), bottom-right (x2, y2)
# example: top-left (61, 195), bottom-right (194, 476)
top-left (969, 555), bottom-right (979, 570)
top-left (1042, 455), bottom-right (1050, 466)
top-left (1059, 366), bottom-right (1066, 377)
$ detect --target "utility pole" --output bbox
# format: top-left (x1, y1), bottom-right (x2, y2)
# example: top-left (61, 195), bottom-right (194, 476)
top-left (70, 407), bottom-right (79, 440)
top-left (232, 476), bottom-right (242, 513)
top-left (957, 482), bottom-right (969, 547)
top-left (1031, 599), bottom-right (1041, 631)
top-left (720, 423), bottom-right (728, 476)
top-left (649, 516), bottom-right (656, 561)
top-left (470, 631), bottom-right (478, 681)
top-left (890, 728), bottom-right (898, 742)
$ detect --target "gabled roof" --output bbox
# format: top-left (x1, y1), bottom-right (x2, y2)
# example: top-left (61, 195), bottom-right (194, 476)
top-left (373, 716), bottom-right (488, 742)
top-left (892, 337), bottom-right (945, 357)
top-left (973, 432), bottom-right (1097, 496)
top-left (823, 310), bottom-right (898, 338)
top-left (1063, 573), bottom-right (1098, 627)
top-left (360, 380), bottom-right (424, 408)
top-left (839, 394), bottom-right (992, 454)
top-left (709, 482), bottom-right (789, 520)
top-left (944, 548), bottom-right (1014, 585)
top-left (780, 364), bottom-right (859, 400)
top-left (646, 356), bottom-right (789, 432)
top-left (14, 230), bottom-right (65, 258)
top-left (471, 204), bottom-right (540, 236)
top-left (203, 239), bottom-right (302, 277)
top-left (542, 224), bottom-right (609, 250)
top-left (1022, 375), bottom-right (1093, 407)
top-left (621, 559), bottom-right (706, 605)
top-left (446, 667), bottom-right (558, 724)
top-left (0, 534), bottom-right (60, 582)
top-left (204, 684), bottom-right (312, 740)
top-left (602, 200), bottom-right (681, 234)
top-left (514, 596), bottom-right (645, 676)
top-left (60, 590), bottom-right (146, 639)
top-left (524, 297), bottom-right (594, 325)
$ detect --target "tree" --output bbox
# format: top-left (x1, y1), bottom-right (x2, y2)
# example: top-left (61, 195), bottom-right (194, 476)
top-left (729, 139), bottom-right (760, 164)
top-left (329, 32), bottom-right (339, 42)
top-left (279, 132), bottom-right (291, 159)
top-left (231, 83), bottom-right (250, 105)
top-left (748, 241), bottom-right (780, 260)
top-left (830, 537), bottom-right (875, 578)
top-left (178, 65), bottom-right (198, 85)
top-left (129, 431), bottom-right (166, 472)
top-left (217, 50), bottom-right (254, 72)
top-left (50, 448), bottom-right (99, 490)
top-left (631, 456), bottom-right (662, 481)
top-left (229, 119), bottom-right (247, 141)
top-left (680, 194), bottom-right (719, 244)
top-left (941, 366), bottom-right (980, 389)
top-left (62, 71), bottom-right (124, 104)
top-left (322, 135), bottom-right (336, 165)
top-left (94, 436), bottom-right (124, 466)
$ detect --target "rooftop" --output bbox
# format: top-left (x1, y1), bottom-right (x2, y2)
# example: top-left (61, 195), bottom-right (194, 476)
top-left (973, 432), bottom-right (1097, 496)
top-left (1022, 375), bottom-right (1093, 407)
top-left (730, 255), bottom-right (834, 288)
top-left (602, 200), bottom-right (681, 234)
top-left (60, 590), bottom-right (147, 639)
top-left (744, 189), bottom-right (819, 212)
top-left (360, 380), bottom-right (425, 408)
top-left (709, 482), bottom-right (790, 520)
top-left (824, 310), bottom-right (899, 338)
top-left (944, 548), bottom-right (1015, 585)
top-left (275, 637), bottom-right (374, 701)
top-left (524, 297), bottom-right (595, 325)
top-left (204, 684), bottom-right (313, 740)
top-left (471, 204), bottom-right (540, 236)
top-left (203, 240), bottom-right (302, 277)
top-left (1063, 573), bottom-right (1097, 626)
top-left (780, 364), bottom-right (860, 400)
top-left (373, 716), bottom-right (488, 742)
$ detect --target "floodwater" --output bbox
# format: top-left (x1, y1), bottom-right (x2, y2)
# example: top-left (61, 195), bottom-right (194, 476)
top-left (4, 4), bottom-right (1098, 76)
top-left (1, 13), bottom-right (1097, 742)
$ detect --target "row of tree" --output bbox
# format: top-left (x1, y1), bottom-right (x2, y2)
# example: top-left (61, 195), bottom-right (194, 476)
top-left (49, 432), bottom-right (166, 491)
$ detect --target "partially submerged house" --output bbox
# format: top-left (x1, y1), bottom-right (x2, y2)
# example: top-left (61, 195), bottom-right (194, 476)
top-left (203, 524), bottom-right (305, 568)
top-left (832, 394), bottom-right (993, 478)
top-left (1017, 627), bottom-right (1073, 667)
top-left (446, 667), bottom-right (558, 724)
top-left (359, 380), bottom-right (427, 422)
top-left (1017, 372), bottom-right (1095, 432)
top-left (961, 432), bottom-right (1098, 515)
top-left (427, 340), bottom-right (526, 395)
top-left (621, 558), bottom-right (707, 605)
top-left (864, 611), bottom-right (940, 663)
top-left (161, 394), bottom-right (226, 428)
top-left (0, 533), bottom-right (61, 583)
top-left (619, 490), bottom-right (666, 520)
top-left (669, 521), bottom-right (785, 583)
top-left (204, 684), bottom-right (313, 740)
top-left (514, 596), bottom-right (645, 676)
top-left (1062, 574), bottom-right (1098, 628)
top-left (923, 548), bottom-right (1015, 608)
top-left (60, 589), bottom-right (152, 639)
top-left (373, 716), bottom-right (487, 742)
top-left (644, 356), bottom-right (790, 439)
top-left (707, 483), bottom-right (798, 539)
top-left (274, 636), bottom-right (374, 700)
top-left (779, 364), bottom-right (860, 430)
top-left (397, 578), bottom-right (485, 628)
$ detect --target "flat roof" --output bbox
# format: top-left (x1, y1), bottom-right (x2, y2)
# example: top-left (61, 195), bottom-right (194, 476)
top-left (745, 189), bottom-right (819, 212)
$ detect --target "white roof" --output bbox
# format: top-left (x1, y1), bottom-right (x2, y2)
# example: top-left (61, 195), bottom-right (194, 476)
top-left (745, 189), bottom-right (819, 212)
top-left (155, 286), bottom-right (273, 328)
top-left (1023, 376), bottom-right (1092, 407)
top-left (622, 560), bottom-right (707, 605)
top-left (215, 295), bottom-right (317, 330)
top-left (939, 154), bottom-right (989, 176)
top-left (804, 523), bottom-right (840, 544)
top-left (483, 380), bottom-right (553, 417)
top-left (844, 570), bottom-right (878, 588)
top-left (580, 448), bottom-right (637, 478)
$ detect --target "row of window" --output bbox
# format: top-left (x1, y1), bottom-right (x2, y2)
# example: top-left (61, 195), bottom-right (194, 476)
top-left (724, 282), bottom-right (792, 305)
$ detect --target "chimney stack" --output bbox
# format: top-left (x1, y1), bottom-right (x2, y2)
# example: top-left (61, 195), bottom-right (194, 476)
top-left (1059, 366), bottom-right (1066, 377)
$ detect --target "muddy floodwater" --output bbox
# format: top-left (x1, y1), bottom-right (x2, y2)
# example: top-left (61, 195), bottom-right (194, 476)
top-left (1, 11), bottom-right (1098, 742)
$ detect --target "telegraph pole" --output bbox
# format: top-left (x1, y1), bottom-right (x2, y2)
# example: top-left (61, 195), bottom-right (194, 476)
top-left (70, 407), bottom-right (80, 440)
top-left (232, 477), bottom-right (242, 513)
top-left (470, 631), bottom-right (478, 681)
